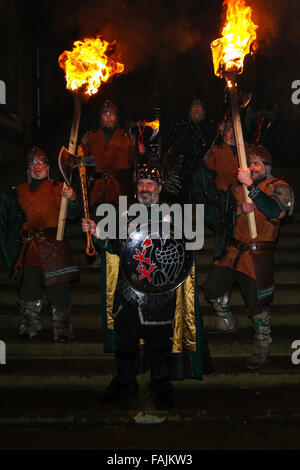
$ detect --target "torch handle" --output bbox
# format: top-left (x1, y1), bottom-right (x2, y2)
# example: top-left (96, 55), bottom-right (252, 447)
top-left (227, 79), bottom-right (257, 239)
top-left (56, 95), bottom-right (83, 241)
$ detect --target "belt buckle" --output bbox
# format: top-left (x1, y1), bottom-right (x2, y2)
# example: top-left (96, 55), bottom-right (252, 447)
top-left (35, 229), bottom-right (45, 240)
top-left (250, 243), bottom-right (257, 251)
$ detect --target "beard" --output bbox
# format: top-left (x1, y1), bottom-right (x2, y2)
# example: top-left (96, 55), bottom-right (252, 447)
top-left (251, 170), bottom-right (267, 183)
top-left (137, 191), bottom-right (159, 206)
top-left (190, 110), bottom-right (205, 123)
top-left (100, 115), bottom-right (118, 132)
top-left (102, 121), bottom-right (117, 131)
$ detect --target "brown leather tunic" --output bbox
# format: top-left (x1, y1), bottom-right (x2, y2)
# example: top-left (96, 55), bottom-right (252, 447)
top-left (81, 127), bottom-right (134, 206)
top-left (17, 181), bottom-right (64, 266)
top-left (13, 181), bottom-right (79, 288)
top-left (215, 178), bottom-right (284, 279)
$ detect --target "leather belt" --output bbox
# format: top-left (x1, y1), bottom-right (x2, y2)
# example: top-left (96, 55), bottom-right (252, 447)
top-left (22, 228), bottom-right (57, 241)
top-left (231, 239), bottom-right (275, 252)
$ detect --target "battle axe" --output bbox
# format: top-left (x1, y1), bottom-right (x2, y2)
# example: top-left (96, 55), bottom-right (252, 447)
top-left (58, 145), bottom-right (96, 256)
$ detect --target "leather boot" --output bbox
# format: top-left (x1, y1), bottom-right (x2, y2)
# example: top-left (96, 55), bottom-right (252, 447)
top-left (206, 293), bottom-right (237, 334)
top-left (148, 380), bottom-right (174, 410)
top-left (51, 305), bottom-right (74, 342)
top-left (245, 309), bottom-right (272, 369)
top-left (104, 376), bottom-right (139, 403)
top-left (18, 299), bottom-right (43, 340)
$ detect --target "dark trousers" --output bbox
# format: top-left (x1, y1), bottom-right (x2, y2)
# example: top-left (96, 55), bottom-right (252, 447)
top-left (18, 266), bottom-right (71, 309)
top-left (204, 265), bottom-right (268, 317)
top-left (114, 301), bottom-right (173, 385)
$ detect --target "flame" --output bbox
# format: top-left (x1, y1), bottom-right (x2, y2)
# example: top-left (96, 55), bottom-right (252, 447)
top-left (211, 0), bottom-right (257, 77)
top-left (144, 118), bottom-right (160, 130)
top-left (137, 118), bottom-right (160, 130)
top-left (59, 36), bottom-right (124, 96)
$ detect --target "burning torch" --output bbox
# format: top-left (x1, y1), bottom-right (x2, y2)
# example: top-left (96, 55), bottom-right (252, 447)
top-left (211, 0), bottom-right (258, 238)
top-left (56, 36), bottom-right (124, 255)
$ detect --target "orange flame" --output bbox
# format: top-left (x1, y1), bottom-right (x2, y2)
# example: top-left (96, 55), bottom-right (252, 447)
top-left (211, 0), bottom-right (257, 77)
top-left (59, 36), bottom-right (124, 96)
top-left (144, 118), bottom-right (160, 130)
top-left (137, 118), bottom-right (160, 130)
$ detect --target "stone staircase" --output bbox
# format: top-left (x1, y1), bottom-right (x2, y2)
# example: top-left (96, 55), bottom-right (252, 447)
top-left (0, 167), bottom-right (300, 449)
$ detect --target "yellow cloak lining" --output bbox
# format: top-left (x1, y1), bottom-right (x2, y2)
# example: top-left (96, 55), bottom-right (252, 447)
top-left (104, 251), bottom-right (197, 353)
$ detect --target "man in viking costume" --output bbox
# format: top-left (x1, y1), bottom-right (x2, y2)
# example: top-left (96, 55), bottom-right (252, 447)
top-left (192, 116), bottom-right (243, 263)
top-left (162, 99), bottom-right (218, 203)
top-left (80, 100), bottom-right (135, 270)
top-left (0, 147), bottom-right (81, 342)
top-left (82, 164), bottom-right (212, 410)
top-left (80, 99), bottom-right (135, 208)
top-left (202, 145), bottom-right (294, 369)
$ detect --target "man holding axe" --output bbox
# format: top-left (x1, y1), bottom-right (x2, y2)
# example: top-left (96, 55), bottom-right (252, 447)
top-left (0, 147), bottom-right (81, 342)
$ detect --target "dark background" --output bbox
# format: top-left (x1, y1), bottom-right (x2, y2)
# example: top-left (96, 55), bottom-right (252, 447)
top-left (1, 0), bottom-right (300, 170)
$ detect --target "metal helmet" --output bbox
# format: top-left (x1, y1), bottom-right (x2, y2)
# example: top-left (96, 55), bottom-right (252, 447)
top-left (100, 99), bottom-right (118, 116)
top-left (190, 98), bottom-right (204, 108)
top-left (248, 145), bottom-right (272, 166)
top-left (135, 163), bottom-right (162, 185)
top-left (223, 116), bottom-right (234, 134)
top-left (26, 146), bottom-right (51, 184)
top-left (26, 146), bottom-right (49, 166)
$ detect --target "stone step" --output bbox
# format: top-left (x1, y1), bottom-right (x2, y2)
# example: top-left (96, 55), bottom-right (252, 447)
top-left (1, 304), bottom-right (300, 331)
top-left (196, 248), bottom-right (300, 266)
top-left (0, 325), bottom-right (297, 359)
top-left (1, 262), bottom-right (300, 286)
top-left (0, 284), bottom-right (101, 306)
top-left (0, 280), bottom-right (300, 309)
top-left (0, 356), bottom-right (299, 393)
top-left (63, 219), bottom-right (300, 239)
top-left (66, 232), bottom-right (300, 251)
top-left (1, 384), bottom-right (300, 432)
top-left (2, 247), bottom-right (294, 269)
top-left (198, 283), bottom-right (300, 305)
top-left (196, 265), bottom-right (300, 285)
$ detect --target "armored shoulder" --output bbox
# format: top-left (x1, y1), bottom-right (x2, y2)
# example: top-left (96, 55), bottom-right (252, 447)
top-left (268, 179), bottom-right (294, 216)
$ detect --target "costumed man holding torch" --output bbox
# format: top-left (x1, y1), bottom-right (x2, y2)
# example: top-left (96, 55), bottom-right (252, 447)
top-left (195, 0), bottom-right (295, 368)
top-left (202, 146), bottom-right (294, 369)
top-left (0, 147), bottom-right (81, 341)
top-left (57, 36), bottom-right (129, 269)
top-left (82, 164), bottom-right (213, 410)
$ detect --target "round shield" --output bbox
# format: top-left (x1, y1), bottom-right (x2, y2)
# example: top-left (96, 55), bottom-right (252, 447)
top-left (120, 221), bottom-right (193, 294)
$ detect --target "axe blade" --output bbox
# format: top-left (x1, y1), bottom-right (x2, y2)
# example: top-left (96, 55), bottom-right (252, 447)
top-left (238, 91), bottom-right (252, 109)
top-left (58, 146), bottom-right (78, 186)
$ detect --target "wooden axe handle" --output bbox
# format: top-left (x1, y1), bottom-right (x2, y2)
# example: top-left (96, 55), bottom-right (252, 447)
top-left (78, 156), bottom-right (96, 257)
top-left (56, 95), bottom-right (82, 241)
top-left (56, 185), bottom-right (68, 241)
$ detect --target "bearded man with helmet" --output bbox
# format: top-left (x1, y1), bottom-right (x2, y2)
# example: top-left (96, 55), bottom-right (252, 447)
top-left (162, 99), bottom-right (218, 204)
top-left (82, 163), bottom-right (213, 410)
top-left (80, 99), bottom-right (135, 208)
top-left (202, 144), bottom-right (294, 369)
